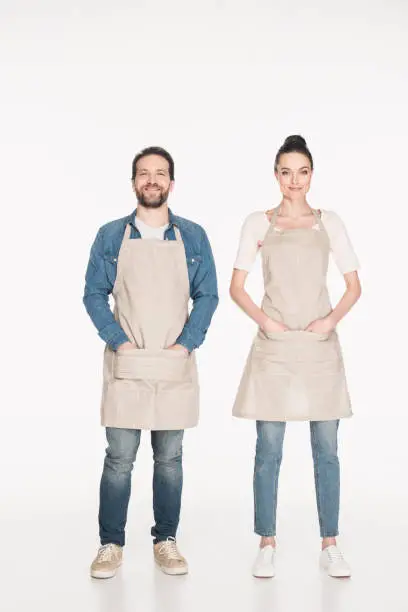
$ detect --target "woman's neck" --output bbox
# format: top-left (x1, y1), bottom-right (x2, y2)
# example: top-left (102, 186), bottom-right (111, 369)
top-left (278, 197), bottom-right (311, 218)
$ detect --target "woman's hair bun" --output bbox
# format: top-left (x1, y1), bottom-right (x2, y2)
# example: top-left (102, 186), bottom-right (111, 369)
top-left (283, 135), bottom-right (307, 148)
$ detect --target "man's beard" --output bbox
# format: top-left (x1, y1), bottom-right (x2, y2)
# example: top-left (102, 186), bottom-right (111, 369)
top-left (135, 185), bottom-right (170, 209)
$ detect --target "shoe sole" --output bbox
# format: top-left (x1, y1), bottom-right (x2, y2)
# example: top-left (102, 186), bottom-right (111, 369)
top-left (253, 572), bottom-right (275, 578)
top-left (90, 562), bottom-right (122, 579)
top-left (320, 562), bottom-right (351, 578)
top-left (252, 566), bottom-right (275, 579)
top-left (154, 560), bottom-right (188, 575)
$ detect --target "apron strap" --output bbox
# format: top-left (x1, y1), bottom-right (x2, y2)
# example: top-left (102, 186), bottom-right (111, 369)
top-left (270, 207), bottom-right (280, 228)
top-left (272, 206), bottom-right (325, 232)
top-left (174, 226), bottom-right (182, 242)
top-left (125, 222), bottom-right (181, 241)
top-left (311, 208), bottom-right (325, 232)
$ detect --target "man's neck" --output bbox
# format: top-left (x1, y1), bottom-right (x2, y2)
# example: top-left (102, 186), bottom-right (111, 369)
top-left (135, 203), bottom-right (170, 228)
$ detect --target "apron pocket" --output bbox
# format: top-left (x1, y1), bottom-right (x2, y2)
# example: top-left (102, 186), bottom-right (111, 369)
top-left (114, 349), bottom-right (190, 382)
top-left (264, 330), bottom-right (329, 342)
top-left (255, 330), bottom-right (338, 366)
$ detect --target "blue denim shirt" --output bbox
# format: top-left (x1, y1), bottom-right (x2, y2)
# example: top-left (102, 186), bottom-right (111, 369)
top-left (83, 208), bottom-right (219, 352)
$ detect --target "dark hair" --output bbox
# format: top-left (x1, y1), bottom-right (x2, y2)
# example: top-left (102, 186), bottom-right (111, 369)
top-left (131, 146), bottom-right (175, 181)
top-left (274, 135), bottom-right (313, 172)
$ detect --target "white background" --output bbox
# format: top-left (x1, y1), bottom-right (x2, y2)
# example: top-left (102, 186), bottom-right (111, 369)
top-left (1, 1), bottom-right (407, 611)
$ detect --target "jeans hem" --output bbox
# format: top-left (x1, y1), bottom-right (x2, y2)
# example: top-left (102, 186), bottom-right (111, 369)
top-left (254, 530), bottom-right (276, 537)
top-left (100, 539), bottom-right (124, 547)
top-left (320, 532), bottom-right (339, 538)
top-left (154, 535), bottom-right (177, 544)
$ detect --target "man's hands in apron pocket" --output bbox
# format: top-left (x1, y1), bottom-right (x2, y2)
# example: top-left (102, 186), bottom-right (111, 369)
top-left (114, 344), bottom-right (190, 382)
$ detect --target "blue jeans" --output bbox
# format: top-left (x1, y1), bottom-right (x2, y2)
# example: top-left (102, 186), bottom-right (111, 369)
top-left (254, 420), bottom-right (340, 538)
top-left (99, 427), bottom-right (184, 546)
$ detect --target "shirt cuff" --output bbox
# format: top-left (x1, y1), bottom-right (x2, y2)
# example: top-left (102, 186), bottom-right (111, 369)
top-left (175, 328), bottom-right (197, 353)
top-left (98, 324), bottom-right (129, 351)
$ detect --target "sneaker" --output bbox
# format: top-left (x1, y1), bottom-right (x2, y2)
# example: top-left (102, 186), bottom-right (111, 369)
top-left (320, 545), bottom-right (351, 578)
top-left (153, 537), bottom-right (188, 575)
top-left (252, 545), bottom-right (276, 578)
top-left (90, 543), bottom-right (123, 579)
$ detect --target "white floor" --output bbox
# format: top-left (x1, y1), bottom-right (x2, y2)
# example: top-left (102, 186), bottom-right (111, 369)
top-left (3, 491), bottom-right (408, 612)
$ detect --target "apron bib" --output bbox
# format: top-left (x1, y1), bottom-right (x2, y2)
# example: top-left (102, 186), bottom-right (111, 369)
top-left (101, 224), bottom-right (199, 430)
top-left (233, 207), bottom-right (352, 422)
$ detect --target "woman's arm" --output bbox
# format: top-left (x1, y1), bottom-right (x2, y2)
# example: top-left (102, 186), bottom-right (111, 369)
top-left (229, 268), bottom-right (288, 333)
top-left (306, 270), bottom-right (362, 333)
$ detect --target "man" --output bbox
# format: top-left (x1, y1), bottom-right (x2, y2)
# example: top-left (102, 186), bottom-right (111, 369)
top-left (83, 146), bottom-right (218, 578)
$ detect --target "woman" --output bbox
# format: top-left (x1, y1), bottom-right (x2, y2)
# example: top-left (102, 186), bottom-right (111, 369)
top-left (230, 135), bottom-right (361, 579)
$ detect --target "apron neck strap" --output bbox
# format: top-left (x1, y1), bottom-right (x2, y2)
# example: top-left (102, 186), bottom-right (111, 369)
top-left (271, 206), bottom-right (325, 231)
top-left (270, 207), bottom-right (280, 228)
top-left (124, 222), bottom-right (180, 240)
top-left (311, 208), bottom-right (325, 231)
top-left (124, 223), bottom-right (132, 239)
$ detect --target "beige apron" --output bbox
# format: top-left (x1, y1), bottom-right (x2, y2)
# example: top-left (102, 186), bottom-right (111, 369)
top-left (101, 223), bottom-right (199, 430)
top-left (233, 207), bottom-right (352, 422)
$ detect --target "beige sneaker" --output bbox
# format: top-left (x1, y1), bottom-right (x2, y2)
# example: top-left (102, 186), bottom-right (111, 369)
top-left (90, 543), bottom-right (123, 579)
top-left (153, 537), bottom-right (188, 575)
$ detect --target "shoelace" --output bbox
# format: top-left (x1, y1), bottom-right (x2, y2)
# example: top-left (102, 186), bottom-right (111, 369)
top-left (97, 543), bottom-right (118, 562)
top-left (157, 537), bottom-right (181, 560)
top-left (326, 547), bottom-right (344, 563)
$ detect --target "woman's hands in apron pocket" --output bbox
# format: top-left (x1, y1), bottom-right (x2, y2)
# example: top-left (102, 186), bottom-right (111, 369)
top-left (260, 317), bottom-right (289, 334)
top-left (304, 314), bottom-right (336, 335)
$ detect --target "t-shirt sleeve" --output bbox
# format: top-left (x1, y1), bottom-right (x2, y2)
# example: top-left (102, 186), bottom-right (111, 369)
top-left (323, 211), bottom-right (360, 274)
top-left (233, 212), bottom-right (266, 272)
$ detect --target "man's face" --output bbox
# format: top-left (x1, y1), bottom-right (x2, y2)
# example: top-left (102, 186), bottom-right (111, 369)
top-left (133, 154), bottom-right (174, 208)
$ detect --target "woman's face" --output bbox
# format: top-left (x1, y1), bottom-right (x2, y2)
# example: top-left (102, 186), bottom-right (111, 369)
top-left (275, 152), bottom-right (312, 200)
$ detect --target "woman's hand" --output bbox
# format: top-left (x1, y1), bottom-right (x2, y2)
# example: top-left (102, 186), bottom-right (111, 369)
top-left (305, 315), bottom-right (335, 334)
top-left (261, 317), bottom-right (289, 333)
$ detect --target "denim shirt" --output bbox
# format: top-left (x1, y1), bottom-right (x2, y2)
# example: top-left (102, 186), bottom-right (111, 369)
top-left (83, 208), bottom-right (219, 352)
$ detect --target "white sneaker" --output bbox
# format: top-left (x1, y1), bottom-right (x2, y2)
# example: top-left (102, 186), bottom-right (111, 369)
top-left (252, 545), bottom-right (276, 578)
top-left (320, 545), bottom-right (351, 578)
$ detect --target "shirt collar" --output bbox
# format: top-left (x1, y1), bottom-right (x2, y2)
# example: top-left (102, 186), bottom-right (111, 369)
top-left (129, 207), bottom-right (179, 228)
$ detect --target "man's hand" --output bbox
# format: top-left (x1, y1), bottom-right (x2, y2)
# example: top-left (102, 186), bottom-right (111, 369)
top-left (117, 341), bottom-right (135, 351)
top-left (166, 344), bottom-right (189, 356)
top-left (305, 315), bottom-right (335, 334)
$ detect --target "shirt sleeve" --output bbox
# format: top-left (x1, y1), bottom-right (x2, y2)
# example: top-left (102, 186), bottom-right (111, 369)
top-left (175, 227), bottom-right (219, 352)
top-left (83, 227), bottom-right (130, 350)
top-left (233, 212), bottom-right (267, 272)
top-left (322, 211), bottom-right (360, 274)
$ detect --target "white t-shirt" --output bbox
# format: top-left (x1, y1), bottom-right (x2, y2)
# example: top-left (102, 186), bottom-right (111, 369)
top-left (234, 210), bottom-right (359, 275)
top-left (134, 217), bottom-right (169, 240)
